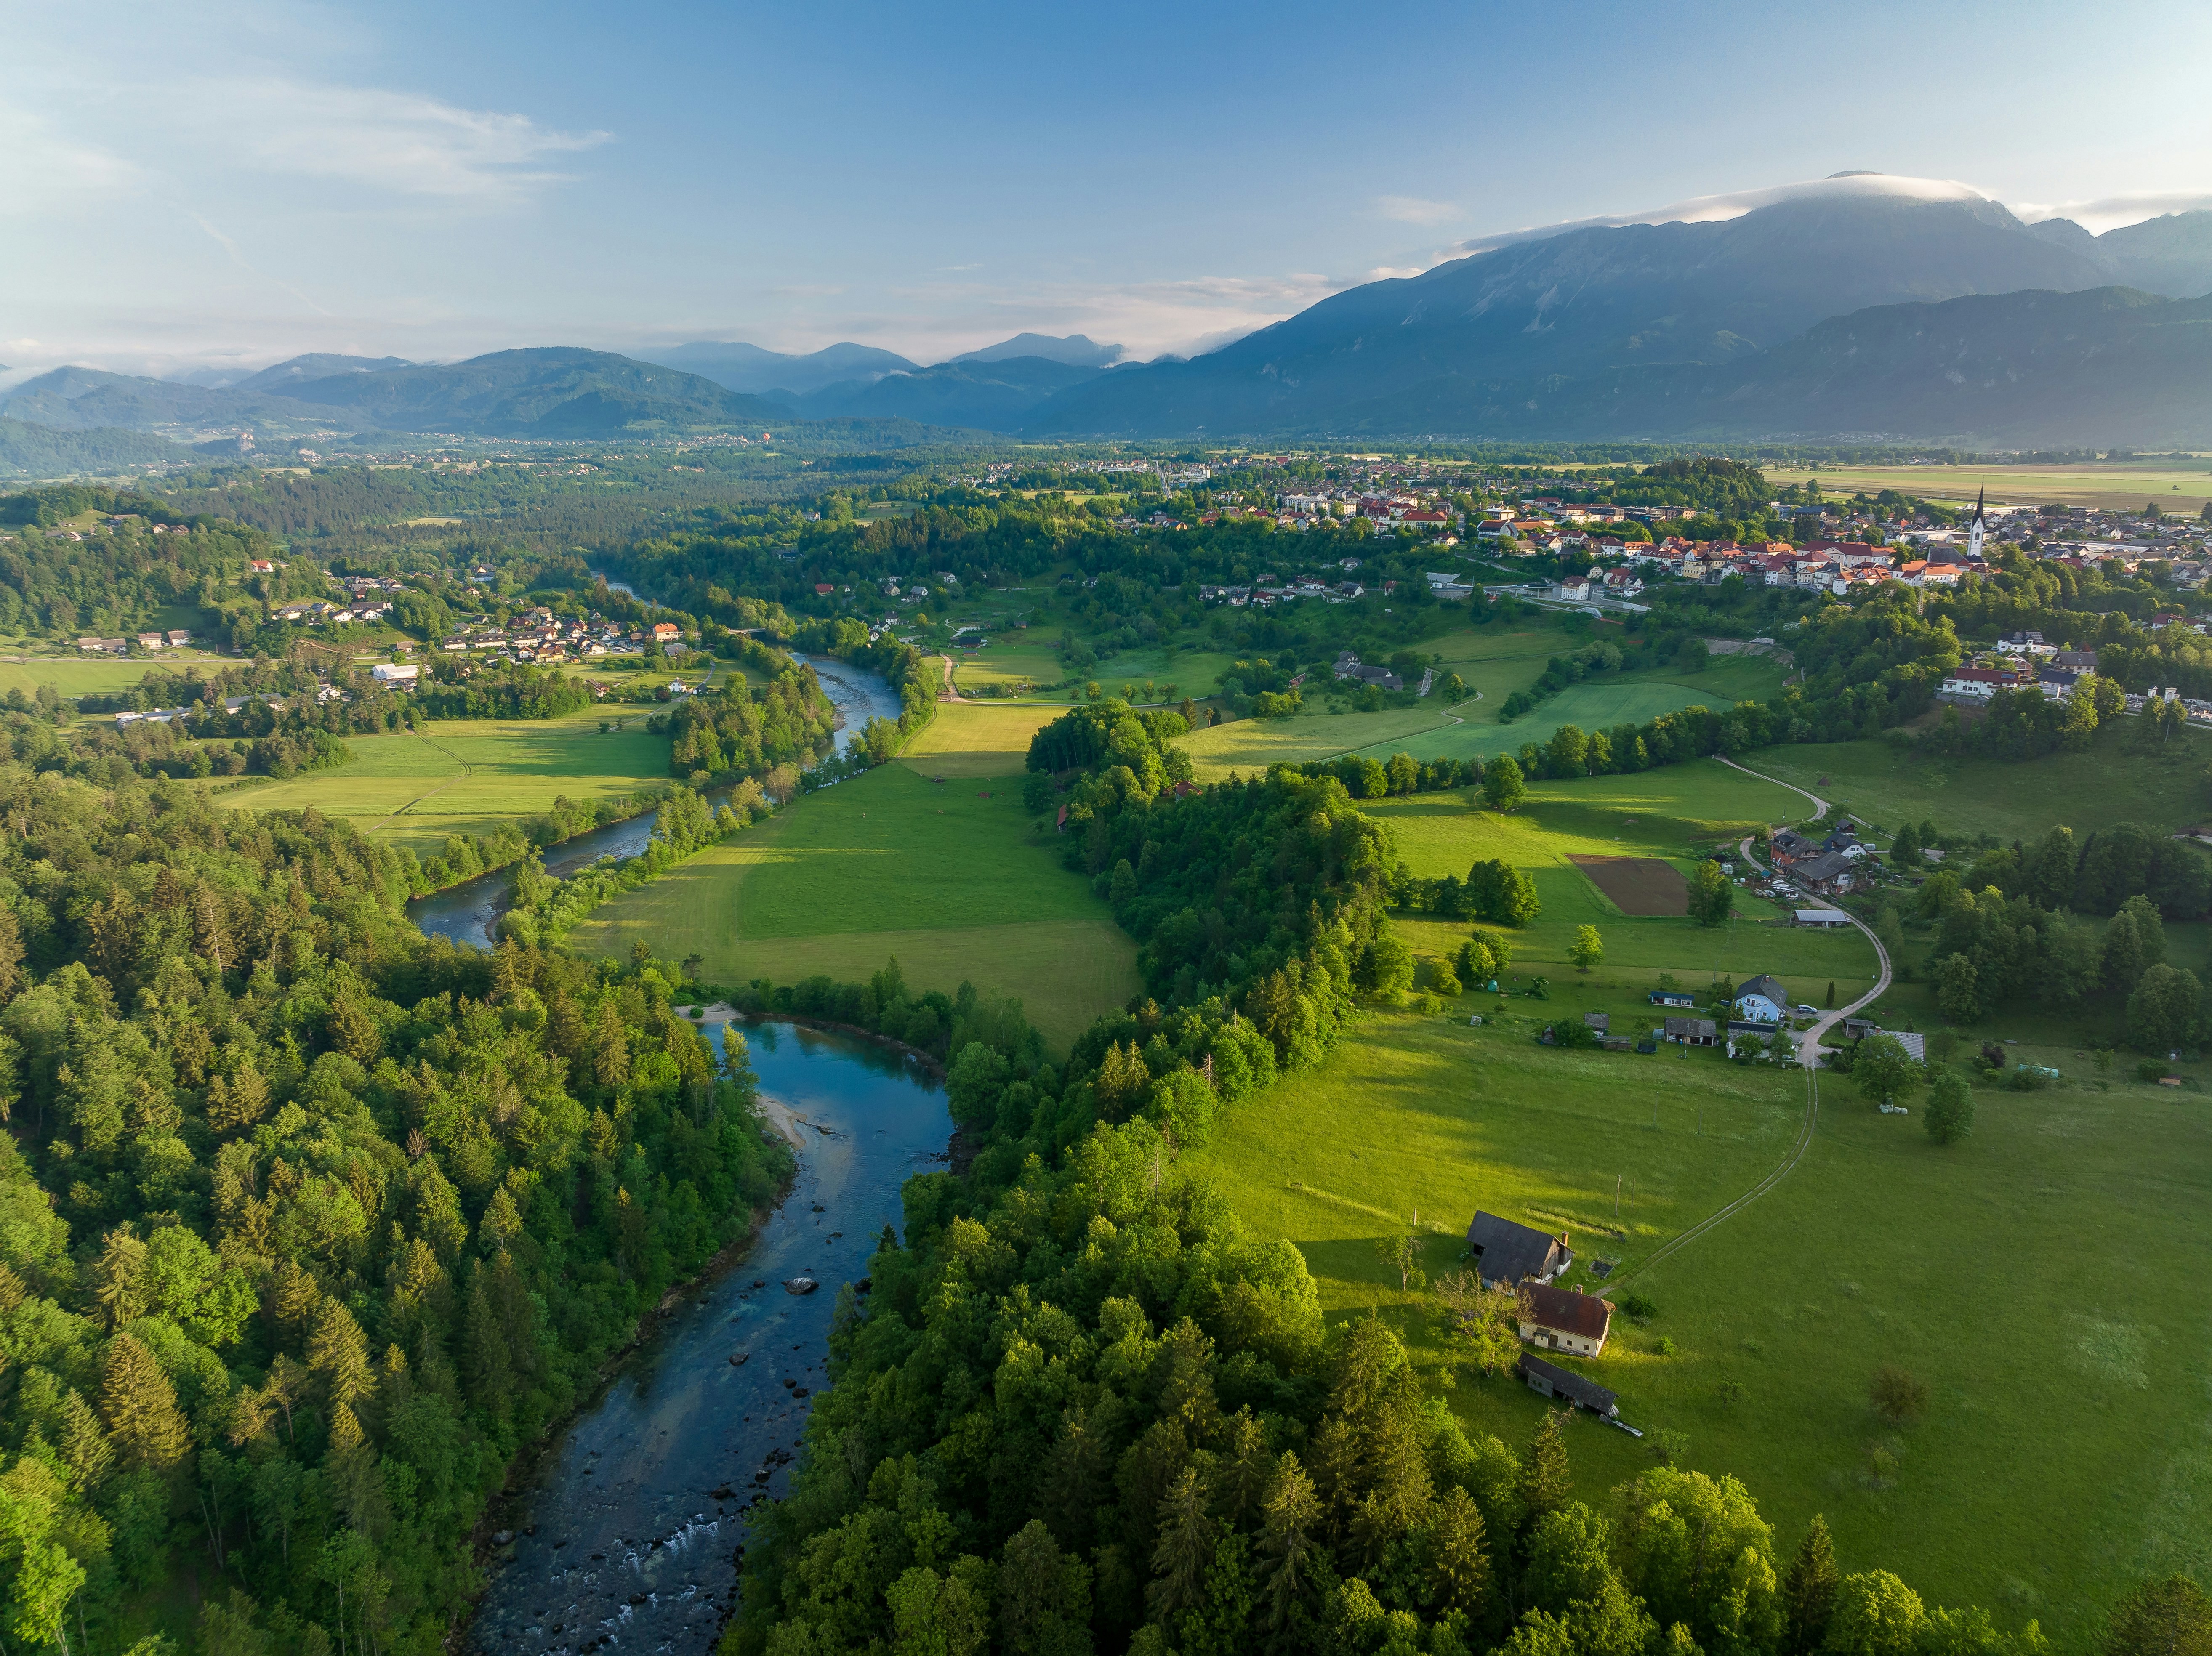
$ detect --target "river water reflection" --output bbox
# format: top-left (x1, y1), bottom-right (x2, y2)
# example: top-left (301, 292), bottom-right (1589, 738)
top-left (468, 1021), bottom-right (949, 1655)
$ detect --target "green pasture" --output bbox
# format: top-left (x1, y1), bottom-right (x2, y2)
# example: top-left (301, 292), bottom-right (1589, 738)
top-left (950, 642), bottom-right (1066, 696)
top-left (1183, 1005), bottom-right (2212, 1646)
top-left (568, 762), bottom-right (1138, 1050)
top-left (1089, 643), bottom-right (1239, 700)
top-left (1366, 763), bottom-right (1876, 996)
top-left (1742, 718), bottom-right (2212, 841)
top-left (900, 701), bottom-right (1062, 779)
top-left (0, 653), bottom-right (234, 701)
top-left (1179, 704), bottom-right (1458, 780)
top-left (235, 710), bottom-right (671, 853)
top-left (1763, 459), bottom-right (2212, 512)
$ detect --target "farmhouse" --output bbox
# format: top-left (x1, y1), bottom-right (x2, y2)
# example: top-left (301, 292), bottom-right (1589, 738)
top-left (1464, 1212), bottom-right (1573, 1289)
top-left (1733, 974), bottom-right (1789, 1023)
top-left (1519, 1282), bottom-right (1612, 1356)
top-left (1518, 1354), bottom-right (1620, 1419)
top-left (1664, 1017), bottom-right (1718, 1046)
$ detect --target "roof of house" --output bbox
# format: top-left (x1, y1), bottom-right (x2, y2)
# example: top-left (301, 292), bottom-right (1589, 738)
top-left (1792, 851), bottom-right (1858, 882)
top-left (1521, 1283), bottom-right (1612, 1341)
top-left (1736, 974), bottom-right (1789, 1006)
top-left (1664, 1017), bottom-right (1718, 1038)
top-left (1465, 1211), bottom-right (1567, 1284)
top-left (1520, 1353), bottom-right (1618, 1414)
top-left (1583, 1011), bottom-right (1609, 1031)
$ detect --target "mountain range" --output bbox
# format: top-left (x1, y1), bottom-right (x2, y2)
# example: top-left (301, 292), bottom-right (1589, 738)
top-left (5, 181), bottom-right (2209, 449)
top-left (1025, 183), bottom-right (2212, 441)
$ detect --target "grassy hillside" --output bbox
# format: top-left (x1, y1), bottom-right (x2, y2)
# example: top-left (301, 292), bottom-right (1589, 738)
top-left (1180, 1006), bottom-right (2211, 1650)
top-left (1743, 719), bottom-right (2212, 841)
top-left (569, 749), bottom-right (1138, 1049)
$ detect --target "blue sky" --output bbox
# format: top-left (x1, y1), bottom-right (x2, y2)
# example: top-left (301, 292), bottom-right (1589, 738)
top-left (3, 0), bottom-right (2207, 377)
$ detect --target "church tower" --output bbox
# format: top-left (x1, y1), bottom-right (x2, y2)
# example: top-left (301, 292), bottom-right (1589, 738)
top-left (1967, 484), bottom-right (1986, 563)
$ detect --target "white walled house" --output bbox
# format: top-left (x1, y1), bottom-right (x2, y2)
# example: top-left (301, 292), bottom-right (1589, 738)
top-left (1518, 1282), bottom-right (1612, 1357)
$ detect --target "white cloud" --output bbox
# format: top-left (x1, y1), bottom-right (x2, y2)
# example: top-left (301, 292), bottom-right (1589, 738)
top-left (2015, 190), bottom-right (2212, 234)
top-left (213, 79), bottom-right (610, 199)
top-left (1375, 195), bottom-right (1461, 226)
top-left (0, 104), bottom-right (145, 215)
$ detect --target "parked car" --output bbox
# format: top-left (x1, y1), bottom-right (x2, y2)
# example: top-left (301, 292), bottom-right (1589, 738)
top-left (1795, 1003), bottom-right (1817, 1016)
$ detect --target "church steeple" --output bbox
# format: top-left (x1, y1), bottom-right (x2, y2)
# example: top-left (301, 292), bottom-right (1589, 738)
top-left (1967, 484), bottom-right (1986, 562)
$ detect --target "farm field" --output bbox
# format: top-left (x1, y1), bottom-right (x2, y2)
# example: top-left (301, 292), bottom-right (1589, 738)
top-left (1182, 1005), bottom-right (2212, 1647)
top-left (1179, 704), bottom-right (1457, 780)
top-left (1088, 642), bottom-right (1238, 701)
top-left (0, 651), bottom-right (236, 700)
top-left (233, 710), bottom-right (671, 854)
top-left (948, 642), bottom-right (1065, 697)
top-left (1365, 762), bottom-right (1879, 997)
top-left (1763, 458), bottom-right (2212, 512)
top-left (1741, 720), bottom-right (2212, 841)
top-left (568, 760), bottom-right (1138, 1049)
top-left (898, 700), bottom-right (1059, 779)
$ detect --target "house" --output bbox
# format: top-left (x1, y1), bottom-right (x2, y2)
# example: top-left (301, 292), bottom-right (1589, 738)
top-left (1582, 1011), bottom-right (1609, 1033)
top-left (77, 636), bottom-right (127, 654)
top-left (1939, 666), bottom-right (2034, 700)
top-left (1648, 989), bottom-right (1697, 1008)
top-left (1664, 1017), bottom-right (1718, 1046)
top-left (650, 622), bottom-right (681, 643)
top-left (166, 630), bottom-right (191, 647)
top-left (1519, 1353), bottom-right (1620, 1419)
top-left (1795, 908), bottom-right (1851, 928)
top-left (1519, 1283), bottom-right (1612, 1357)
top-left (1733, 975), bottom-right (1789, 1023)
top-left (136, 632), bottom-right (166, 650)
top-left (1789, 850), bottom-right (1861, 895)
top-left (1464, 1212), bottom-right (1573, 1290)
top-left (371, 663), bottom-right (419, 686)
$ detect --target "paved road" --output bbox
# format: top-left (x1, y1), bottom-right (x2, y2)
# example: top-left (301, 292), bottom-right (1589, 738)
top-left (1716, 754), bottom-right (1828, 817)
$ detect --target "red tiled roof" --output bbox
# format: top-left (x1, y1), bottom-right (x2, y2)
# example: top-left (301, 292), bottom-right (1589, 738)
top-left (1521, 1283), bottom-right (1612, 1340)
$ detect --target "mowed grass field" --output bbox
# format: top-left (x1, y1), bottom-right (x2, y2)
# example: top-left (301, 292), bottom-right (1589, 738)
top-left (3, 652), bottom-right (237, 700)
top-left (234, 710), bottom-right (672, 854)
top-left (900, 701), bottom-right (1062, 779)
top-left (569, 753), bottom-right (1139, 1050)
top-left (1763, 459), bottom-right (2212, 512)
top-left (1366, 761), bottom-right (1879, 1004)
top-left (1743, 718), bottom-right (2212, 841)
top-left (1182, 1004), bottom-right (2212, 1646)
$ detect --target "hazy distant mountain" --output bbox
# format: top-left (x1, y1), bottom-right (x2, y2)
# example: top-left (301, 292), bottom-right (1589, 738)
top-left (0, 368), bottom-right (322, 433)
top-left (1027, 184), bottom-right (2129, 436)
top-left (1315, 287), bottom-right (2212, 447)
top-left (797, 356), bottom-right (1113, 431)
top-left (1, 348), bottom-right (789, 439)
top-left (2025, 210), bottom-right (2212, 300)
top-left (0, 417), bottom-right (189, 479)
top-left (953, 333), bottom-right (1124, 368)
top-left (231, 354), bottom-right (413, 392)
top-left (639, 340), bottom-right (918, 397)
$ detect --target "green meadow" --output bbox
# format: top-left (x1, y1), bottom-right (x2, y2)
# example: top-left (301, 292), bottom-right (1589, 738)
top-left (570, 750), bottom-right (1139, 1050)
top-left (1182, 1006), bottom-right (2212, 1649)
top-left (1742, 720), bottom-right (2212, 841)
top-left (235, 710), bottom-right (671, 854)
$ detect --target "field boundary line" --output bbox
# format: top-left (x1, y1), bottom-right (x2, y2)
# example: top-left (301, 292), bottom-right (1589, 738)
top-left (365, 727), bottom-right (472, 834)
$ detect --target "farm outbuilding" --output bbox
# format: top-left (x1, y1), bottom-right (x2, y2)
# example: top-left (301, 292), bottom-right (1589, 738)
top-left (1664, 1017), bottom-right (1718, 1046)
top-left (1583, 1011), bottom-right (1609, 1032)
top-left (1520, 1353), bottom-right (1619, 1418)
top-left (1466, 1212), bottom-right (1573, 1289)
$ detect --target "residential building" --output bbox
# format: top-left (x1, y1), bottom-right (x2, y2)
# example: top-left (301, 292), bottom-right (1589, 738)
top-left (1733, 974), bottom-right (1789, 1024)
top-left (1518, 1283), bottom-right (1612, 1357)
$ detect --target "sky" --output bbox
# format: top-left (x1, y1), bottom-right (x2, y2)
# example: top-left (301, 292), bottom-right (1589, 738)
top-left (3, 0), bottom-right (2209, 380)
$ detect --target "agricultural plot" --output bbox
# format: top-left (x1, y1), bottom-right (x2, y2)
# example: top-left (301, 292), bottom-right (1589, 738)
top-left (1762, 459), bottom-right (2212, 512)
top-left (235, 710), bottom-right (671, 853)
top-left (1366, 763), bottom-right (1877, 997)
top-left (0, 652), bottom-right (235, 701)
top-left (948, 642), bottom-right (1066, 697)
top-left (568, 761), bottom-right (1138, 1049)
top-left (1182, 1005), bottom-right (2212, 1645)
top-left (1569, 854), bottom-right (1688, 915)
top-left (1178, 704), bottom-right (1457, 780)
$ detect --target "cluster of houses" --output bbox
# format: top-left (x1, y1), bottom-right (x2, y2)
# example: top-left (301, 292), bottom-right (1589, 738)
top-left (77, 630), bottom-right (193, 655)
top-left (1766, 819), bottom-right (1878, 897)
top-left (440, 610), bottom-right (682, 663)
top-left (1461, 1212), bottom-right (1632, 1425)
top-left (1270, 489), bottom-right (1459, 536)
top-left (1197, 574), bottom-right (1378, 607)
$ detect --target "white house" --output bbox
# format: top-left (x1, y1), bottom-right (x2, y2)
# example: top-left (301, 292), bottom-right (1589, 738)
top-left (1733, 973), bottom-right (1789, 1024)
top-left (1517, 1282), bottom-right (1612, 1357)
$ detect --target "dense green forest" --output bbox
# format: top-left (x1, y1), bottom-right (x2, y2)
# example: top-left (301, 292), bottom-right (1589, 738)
top-left (0, 758), bottom-right (795, 1653)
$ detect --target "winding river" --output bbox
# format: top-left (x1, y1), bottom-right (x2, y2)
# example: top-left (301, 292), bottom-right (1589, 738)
top-left (407, 654), bottom-right (902, 947)
top-left (468, 1021), bottom-right (951, 1656)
